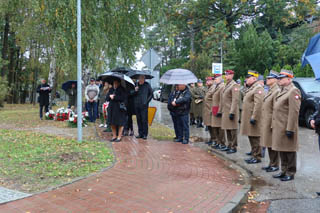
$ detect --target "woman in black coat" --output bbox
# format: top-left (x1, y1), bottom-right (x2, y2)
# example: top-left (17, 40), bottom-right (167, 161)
top-left (106, 79), bottom-right (127, 142)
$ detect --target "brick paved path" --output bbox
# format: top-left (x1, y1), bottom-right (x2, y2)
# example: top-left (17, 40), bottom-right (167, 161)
top-left (0, 134), bottom-right (244, 213)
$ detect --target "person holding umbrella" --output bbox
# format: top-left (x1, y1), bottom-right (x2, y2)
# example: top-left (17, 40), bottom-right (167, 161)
top-left (106, 79), bottom-right (127, 142)
top-left (160, 68), bottom-right (197, 144)
top-left (134, 75), bottom-right (153, 140)
top-left (310, 109), bottom-right (320, 196)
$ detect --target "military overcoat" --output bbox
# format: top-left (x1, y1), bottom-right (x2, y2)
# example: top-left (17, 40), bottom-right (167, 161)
top-left (240, 81), bottom-right (264, 136)
top-left (271, 83), bottom-right (301, 152)
top-left (189, 86), bottom-right (196, 115)
top-left (220, 80), bottom-right (240, 130)
top-left (193, 86), bottom-right (206, 117)
top-left (260, 83), bottom-right (280, 147)
top-left (203, 85), bottom-right (215, 126)
top-left (211, 82), bottom-right (225, 127)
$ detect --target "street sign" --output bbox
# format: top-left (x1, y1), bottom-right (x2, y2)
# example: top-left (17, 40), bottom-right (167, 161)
top-left (142, 48), bottom-right (161, 70)
top-left (212, 63), bottom-right (223, 74)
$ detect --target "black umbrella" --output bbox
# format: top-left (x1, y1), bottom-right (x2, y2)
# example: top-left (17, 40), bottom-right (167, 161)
top-left (110, 67), bottom-right (132, 74)
top-left (127, 70), bottom-right (154, 79)
top-left (61, 80), bottom-right (77, 92)
top-left (98, 72), bottom-right (135, 89)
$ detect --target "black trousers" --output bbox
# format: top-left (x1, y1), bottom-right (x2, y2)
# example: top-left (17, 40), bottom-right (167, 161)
top-left (125, 112), bottom-right (133, 131)
top-left (40, 104), bottom-right (49, 118)
top-left (136, 107), bottom-right (148, 137)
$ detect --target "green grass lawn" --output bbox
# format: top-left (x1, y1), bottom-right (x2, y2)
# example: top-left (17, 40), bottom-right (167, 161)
top-left (0, 129), bottom-right (113, 193)
top-left (149, 121), bottom-right (175, 141)
top-left (0, 104), bottom-right (113, 193)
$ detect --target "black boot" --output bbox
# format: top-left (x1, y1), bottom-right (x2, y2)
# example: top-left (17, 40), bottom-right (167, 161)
top-left (190, 117), bottom-right (194, 126)
top-left (198, 117), bottom-right (204, 128)
top-left (196, 118), bottom-right (201, 128)
top-left (192, 118), bottom-right (196, 125)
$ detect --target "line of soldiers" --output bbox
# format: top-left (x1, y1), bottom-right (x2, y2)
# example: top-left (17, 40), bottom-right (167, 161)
top-left (198, 69), bottom-right (301, 182)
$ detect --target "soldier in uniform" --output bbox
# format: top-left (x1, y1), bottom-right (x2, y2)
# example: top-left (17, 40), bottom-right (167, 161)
top-left (260, 70), bottom-right (281, 172)
top-left (272, 69), bottom-right (301, 181)
top-left (240, 70), bottom-right (264, 164)
top-left (218, 70), bottom-right (240, 154)
top-left (193, 79), bottom-right (206, 128)
top-left (203, 76), bottom-right (216, 145)
top-left (210, 74), bottom-right (226, 150)
top-left (189, 83), bottom-right (196, 125)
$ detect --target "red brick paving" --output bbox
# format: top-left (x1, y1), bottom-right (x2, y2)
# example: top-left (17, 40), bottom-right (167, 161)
top-left (0, 133), bottom-right (245, 213)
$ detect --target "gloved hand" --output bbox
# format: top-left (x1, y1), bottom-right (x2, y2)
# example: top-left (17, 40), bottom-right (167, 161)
top-left (216, 113), bottom-right (222, 117)
top-left (250, 119), bottom-right (256, 125)
top-left (229, 114), bottom-right (234, 120)
top-left (286, 131), bottom-right (294, 138)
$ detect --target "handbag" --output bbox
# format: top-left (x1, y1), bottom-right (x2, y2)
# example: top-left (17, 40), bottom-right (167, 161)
top-left (119, 102), bottom-right (127, 112)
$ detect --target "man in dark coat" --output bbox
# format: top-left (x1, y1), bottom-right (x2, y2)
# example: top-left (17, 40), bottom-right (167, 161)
top-left (171, 84), bottom-right (192, 144)
top-left (67, 83), bottom-right (77, 109)
top-left (310, 109), bottom-right (320, 196)
top-left (37, 79), bottom-right (51, 120)
top-left (134, 75), bottom-right (153, 140)
top-left (168, 85), bottom-right (180, 141)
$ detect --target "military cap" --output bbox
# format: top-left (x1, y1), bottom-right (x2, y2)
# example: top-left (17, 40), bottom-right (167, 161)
top-left (225, 70), bottom-right (234, 75)
top-left (206, 76), bottom-right (214, 81)
top-left (266, 70), bottom-right (279, 79)
top-left (246, 70), bottom-right (259, 78)
top-left (197, 79), bottom-right (203, 83)
top-left (90, 78), bottom-right (95, 81)
top-left (214, 73), bottom-right (222, 78)
top-left (278, 69), bottom-right (294, 79)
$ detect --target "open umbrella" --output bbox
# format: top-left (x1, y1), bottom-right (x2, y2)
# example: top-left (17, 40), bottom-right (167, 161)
top-left (62, 80), bottom-right (77, 92)
top-left (110, 67), bottom-right (132, 74)
top-left (160, 68), bottom-right (198, 85)
top-left (127, 70), bottom-right (154, 79)
top-left (98, 72), bottom-right (135, 89)
top-left (301, 33), bottom-right (320, 79)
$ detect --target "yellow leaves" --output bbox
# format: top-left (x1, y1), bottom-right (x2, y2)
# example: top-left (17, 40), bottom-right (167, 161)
top-left (40, 0), bottom-right (45, 13)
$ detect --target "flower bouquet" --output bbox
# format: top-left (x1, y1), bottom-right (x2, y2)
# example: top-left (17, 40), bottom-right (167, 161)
top-left (68, 111), bottom-right (88, 128)
top-left (45, 110), bottom-right (55, 120)
top-left (82, 111), bottom-right (89, 120)
top-left (55, 107), bottom-right (69, 121)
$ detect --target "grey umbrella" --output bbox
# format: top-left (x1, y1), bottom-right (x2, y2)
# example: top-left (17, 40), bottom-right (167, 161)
top-left (160, 68), bottom-right (198, 85)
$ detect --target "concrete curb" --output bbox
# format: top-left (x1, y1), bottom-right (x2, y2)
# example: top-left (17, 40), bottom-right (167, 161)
top-left (197, 144), bottom-right (253, 213)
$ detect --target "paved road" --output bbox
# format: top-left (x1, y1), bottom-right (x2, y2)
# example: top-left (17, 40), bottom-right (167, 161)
top-left (151, 100), bottom-right (320, 212)
top-left (0, 125), bottom-right (246, 212)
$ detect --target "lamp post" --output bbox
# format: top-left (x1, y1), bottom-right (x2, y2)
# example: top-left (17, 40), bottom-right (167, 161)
top-left (77, 0), bottom-right (82, 142)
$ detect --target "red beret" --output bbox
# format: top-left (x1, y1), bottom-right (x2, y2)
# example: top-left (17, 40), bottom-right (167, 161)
top-left (214, 74), bottom-right (222, 77)
top-left (225, 70), bottom-right (234, 75)
top-left (206, 76), bottom-right (214, 81)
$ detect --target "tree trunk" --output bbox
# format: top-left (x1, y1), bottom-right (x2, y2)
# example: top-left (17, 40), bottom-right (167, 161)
top-left (48, 54), bottom-right (57, 107)
top-left (1, 14), bottom-right (10, 77)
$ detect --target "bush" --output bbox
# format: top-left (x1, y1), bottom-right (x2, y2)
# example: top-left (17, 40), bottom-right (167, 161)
top-left (0, 77), bottom-right (8, 107)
